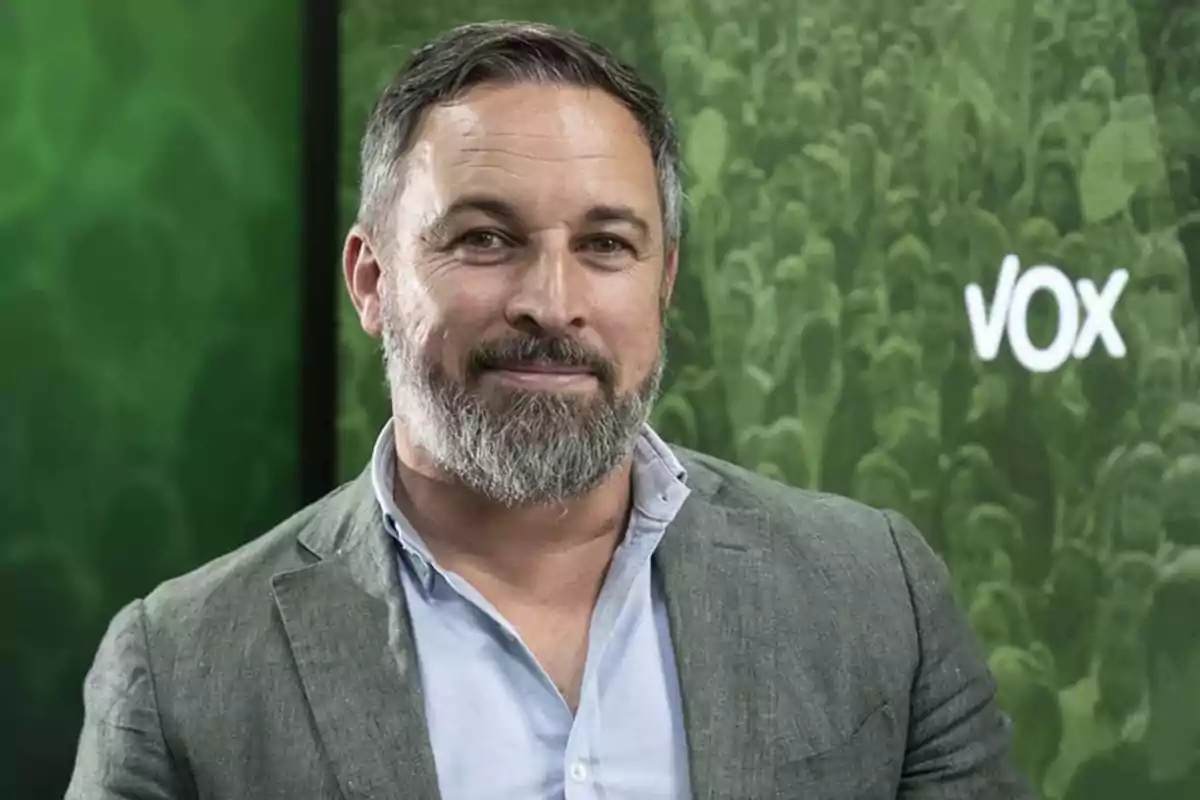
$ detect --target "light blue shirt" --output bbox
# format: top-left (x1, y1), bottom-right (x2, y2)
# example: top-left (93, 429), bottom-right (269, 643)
top-left (370, 420), bottom-right (694, 800)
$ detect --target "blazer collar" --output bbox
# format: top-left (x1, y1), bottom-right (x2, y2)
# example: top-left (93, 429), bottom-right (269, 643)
top-left (272, 469), bottom-right (441, 800)
top-left (273, 451), bottom-right (805, 800)
top-left (655, 452), bottom-right (777, 799)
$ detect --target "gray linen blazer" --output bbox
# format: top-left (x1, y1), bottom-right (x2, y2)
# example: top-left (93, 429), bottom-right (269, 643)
top-left (66, 448), bottom-right (1032, 799)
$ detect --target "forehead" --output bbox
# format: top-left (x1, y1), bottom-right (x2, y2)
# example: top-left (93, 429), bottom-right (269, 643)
top-left (402, 82), bottom-right (660, 224)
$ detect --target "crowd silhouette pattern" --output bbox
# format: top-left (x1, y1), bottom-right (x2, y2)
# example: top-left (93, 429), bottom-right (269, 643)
top-left (335, 1), bottom-right (1200, 797)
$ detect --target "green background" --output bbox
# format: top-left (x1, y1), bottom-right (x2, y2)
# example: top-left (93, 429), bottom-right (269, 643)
top-left (0, 0), bottom-right (302, 795)
top-left (3, 0), bottom-right (1199, 797)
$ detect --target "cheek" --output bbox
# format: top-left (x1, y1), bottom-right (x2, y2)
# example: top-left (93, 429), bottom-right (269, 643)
top-left (415, 274), bottom-right (512, 363)
top-left (601, 277), bottom-right (666, 371)
top-left (611, 318), bottom-right (663, 385)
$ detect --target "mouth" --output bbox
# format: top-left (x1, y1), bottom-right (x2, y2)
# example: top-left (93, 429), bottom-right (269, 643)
top-left (484, 362), bottom-right (597, 389)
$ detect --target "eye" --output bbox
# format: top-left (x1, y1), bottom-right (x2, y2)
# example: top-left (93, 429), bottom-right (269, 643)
top-left (457, 230), bottom-right (510, 251)
top-left (583, 234), bottom-right (634, 256)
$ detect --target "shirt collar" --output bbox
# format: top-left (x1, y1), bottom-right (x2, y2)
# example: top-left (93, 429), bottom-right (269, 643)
top-left (369, 418), bottom-right (690, 591)
top-left (370, 420), bottom-right (439, 590)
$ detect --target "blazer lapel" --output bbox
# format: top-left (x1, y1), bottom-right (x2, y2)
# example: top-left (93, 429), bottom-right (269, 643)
top-left (270, 471), bottom-right (441, 800)
top-left (657, 457), bottom-right (858, 800)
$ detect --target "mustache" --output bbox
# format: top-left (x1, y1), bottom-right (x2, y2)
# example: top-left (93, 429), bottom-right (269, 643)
top-left (467, 335), bottom-right (616, 385)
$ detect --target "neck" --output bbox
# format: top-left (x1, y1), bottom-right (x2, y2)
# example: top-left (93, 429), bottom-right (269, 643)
top-left (390, 426), bottom-right (635, 603)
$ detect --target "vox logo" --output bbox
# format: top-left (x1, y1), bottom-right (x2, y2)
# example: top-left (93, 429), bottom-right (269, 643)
top-left (965, 255), bottom-right (1129, 373)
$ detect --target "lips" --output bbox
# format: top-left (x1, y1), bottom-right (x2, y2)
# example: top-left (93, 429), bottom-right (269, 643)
top-left (484, 363), bottom-right (599, 389)
top-left (492, 362), bottom-right (592, 375)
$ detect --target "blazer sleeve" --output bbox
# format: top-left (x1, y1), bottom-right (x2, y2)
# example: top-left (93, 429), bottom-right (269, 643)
top-left (65, 598), bottom-right (187, 800)
top-left (883, 510), bottom-right (1035, 800)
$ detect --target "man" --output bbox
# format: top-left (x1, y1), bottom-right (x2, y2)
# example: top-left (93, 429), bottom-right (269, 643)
top-left (1064, 549), bottom-right (1200, 799)
top-left (67, 22), bottom-right (1030, 799)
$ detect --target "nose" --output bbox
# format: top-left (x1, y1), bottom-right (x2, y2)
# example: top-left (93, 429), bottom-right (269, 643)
top-left (504, 239), bottom-right (587, 336)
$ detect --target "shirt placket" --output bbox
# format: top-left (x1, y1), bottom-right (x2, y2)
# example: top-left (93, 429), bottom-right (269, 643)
top-left (562, 529), bottom-right (660, 800)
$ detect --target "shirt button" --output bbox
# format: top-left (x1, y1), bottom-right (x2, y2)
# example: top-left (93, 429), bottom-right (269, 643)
top-left (569, 761), bottom-right (589, 782)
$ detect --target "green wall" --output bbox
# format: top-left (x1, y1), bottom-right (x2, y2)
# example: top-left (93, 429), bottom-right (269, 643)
top-left (338, 1), bottom-right (1200, 798)
top-left (0, 1), bottom-right (303, 796)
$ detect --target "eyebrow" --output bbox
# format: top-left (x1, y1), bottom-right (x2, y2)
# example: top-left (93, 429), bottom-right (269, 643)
top-left (582, 205), bottom-right (652, 240)
top-left (428, 194), bottom-right (522, 239)
top-left (428, 193), bottom-right (653, 241)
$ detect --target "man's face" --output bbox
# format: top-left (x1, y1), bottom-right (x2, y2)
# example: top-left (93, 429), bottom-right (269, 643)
top-left (360, 83), bottom-right (675, 506)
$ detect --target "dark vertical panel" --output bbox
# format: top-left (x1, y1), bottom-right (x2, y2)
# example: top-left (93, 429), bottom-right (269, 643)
top-left (301, 0), bottom-right (342, 502)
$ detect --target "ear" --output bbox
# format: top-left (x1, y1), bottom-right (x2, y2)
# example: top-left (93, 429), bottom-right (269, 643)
top-left (660, 246), bottom-right (679, 308)
top-left (343, 225), bottom-right (384, 338)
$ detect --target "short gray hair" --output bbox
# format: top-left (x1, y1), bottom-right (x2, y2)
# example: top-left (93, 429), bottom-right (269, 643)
top-left (356, 21), bottom-right (684, 251)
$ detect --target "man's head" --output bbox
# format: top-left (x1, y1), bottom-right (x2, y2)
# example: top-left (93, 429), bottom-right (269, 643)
top-left (343, 22), bottom-right (682, 507)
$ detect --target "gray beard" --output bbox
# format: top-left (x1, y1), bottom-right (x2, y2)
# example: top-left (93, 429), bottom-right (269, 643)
top-left (380, 318), bottom-right (664, 508)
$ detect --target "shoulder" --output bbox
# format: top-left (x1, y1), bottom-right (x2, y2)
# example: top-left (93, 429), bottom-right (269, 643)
top-left (670, 445), bottom-right (947, 631)
top-left (673, 445), bottom-right (923, 564)
top-left (137, 477), bottom-right (362, 645)
top-left (668, 447), bottom-right (958, 718)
